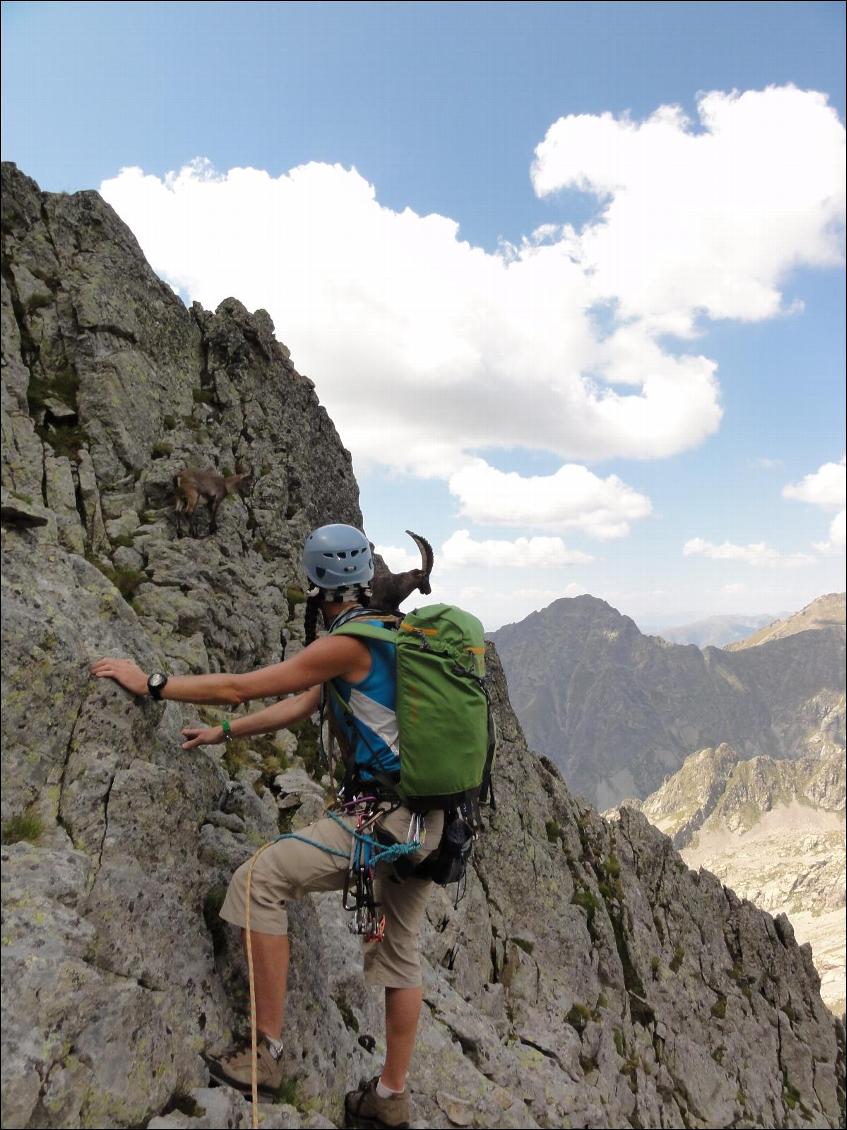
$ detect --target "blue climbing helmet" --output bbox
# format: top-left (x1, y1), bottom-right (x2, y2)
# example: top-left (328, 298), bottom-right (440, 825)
top-left (303, 524), bottom-right (374, 590)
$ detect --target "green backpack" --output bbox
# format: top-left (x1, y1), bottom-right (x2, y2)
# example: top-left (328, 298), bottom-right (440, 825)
top-left (331, 603), bottom-right (496, 812)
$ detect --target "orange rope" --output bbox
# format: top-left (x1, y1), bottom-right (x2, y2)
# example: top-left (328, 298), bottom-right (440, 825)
top-left (244, 843), bottom-right (271, 1130)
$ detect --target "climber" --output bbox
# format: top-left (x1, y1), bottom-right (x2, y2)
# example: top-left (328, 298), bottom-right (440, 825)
top-left (91, 522), bottom-right (442, 1130)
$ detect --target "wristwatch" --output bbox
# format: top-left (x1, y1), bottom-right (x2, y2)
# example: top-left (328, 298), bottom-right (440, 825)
top-left (147, 672), bottom-right (169, 701)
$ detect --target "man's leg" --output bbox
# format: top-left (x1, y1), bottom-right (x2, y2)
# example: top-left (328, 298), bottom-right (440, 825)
top-left (210, 815), bottom-right (355, 1093)
top-left (382, 985), bottom-right (422, 1091)
top-left (347, 871), bottom-right (432, 1127)
top-left (245, 930), bottom-right (290, 1041)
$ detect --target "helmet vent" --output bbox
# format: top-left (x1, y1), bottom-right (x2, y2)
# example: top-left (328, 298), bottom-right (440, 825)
top-left (303, 524), bottom-right (375, 590)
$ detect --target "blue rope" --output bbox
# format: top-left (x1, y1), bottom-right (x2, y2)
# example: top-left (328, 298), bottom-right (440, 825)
top-left (270, 810), bottom-right (421, 866)
top-left (327, 810), bottom-right (422, 863)
top-left (270, 832), bottom-right (349, 859)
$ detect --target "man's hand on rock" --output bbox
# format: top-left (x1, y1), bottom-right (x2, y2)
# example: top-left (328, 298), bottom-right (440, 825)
top-left (91, 658), bottom-right (149, 696)
top-left (180, 725), bottom-right (224, 750)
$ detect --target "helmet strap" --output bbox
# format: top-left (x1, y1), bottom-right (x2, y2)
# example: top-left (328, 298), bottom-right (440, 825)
top-left (309, 583), bottom-right (371, 605)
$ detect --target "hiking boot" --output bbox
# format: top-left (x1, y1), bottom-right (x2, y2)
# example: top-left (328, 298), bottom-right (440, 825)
top-left (345, 1076), bottom-right (411, 1129)
top-left (203, 1035), bottom-right (284, 1097)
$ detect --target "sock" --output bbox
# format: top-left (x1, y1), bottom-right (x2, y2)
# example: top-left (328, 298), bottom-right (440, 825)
top-left (377, 1077), bottom-right (403, 1098)
top-left (261, 1034), bottom-right (284, 1061)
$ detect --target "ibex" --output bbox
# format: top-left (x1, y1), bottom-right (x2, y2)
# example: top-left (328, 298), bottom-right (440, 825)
top-left (370, 530), bottom-right (434, 611)
top-left (173, 465), bottom-right (252, 537)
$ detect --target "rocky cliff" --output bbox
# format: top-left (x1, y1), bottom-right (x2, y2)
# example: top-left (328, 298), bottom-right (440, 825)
top-left (2, 165), bottom-right (845, 1130)
top-left (627, 743), bottom-right (846, 1016)
top-left (489, 595), bottom-right (845, 809)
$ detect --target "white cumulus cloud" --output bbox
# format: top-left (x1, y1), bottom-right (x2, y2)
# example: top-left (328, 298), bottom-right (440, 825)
top-left (441, 530), bottom-right (592, 569)
top-left (783, 456), bottom-right (846, 555)
top-left (99, 85), bottom-right (844, 483)
top-left (783, 456), bottom-right (846, 508)
top-left (372, 544), bottom-right (422, 573)
top-left (533, 86), bottom-right (845, 329)
top-left (448, 459), bottom-right (651, 538)
top-left (683, 538), bottom-right (815, 568)
top-left (815, 509), bottom-right (846, 555)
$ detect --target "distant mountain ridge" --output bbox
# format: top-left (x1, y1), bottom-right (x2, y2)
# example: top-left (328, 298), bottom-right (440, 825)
top-left (726, 592), bottom-right (846, 650)
top-left (631, 743), bottom-right (845, 848)
top-left (626, 743), bottom-right (846, 1015)
top-left (653, 612), bottom-right (777, 648)
top-left (489, 594), bottom-right (845, 808)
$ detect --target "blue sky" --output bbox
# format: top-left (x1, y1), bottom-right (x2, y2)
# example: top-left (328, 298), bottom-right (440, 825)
top-left (3, 1), bottom-right (845, 631)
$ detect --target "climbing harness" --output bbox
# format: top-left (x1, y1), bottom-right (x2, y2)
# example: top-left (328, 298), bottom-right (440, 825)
top-left (343, 801), bottom-right (384, 939)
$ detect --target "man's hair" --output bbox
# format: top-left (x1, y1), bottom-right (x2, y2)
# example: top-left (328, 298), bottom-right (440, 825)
top-left (303, 586), bottom-right (371, 645)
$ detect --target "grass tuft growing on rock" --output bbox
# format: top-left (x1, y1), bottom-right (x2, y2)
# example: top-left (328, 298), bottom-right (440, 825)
top-left (87, 557), bottom-right (148, 601)
top-left (567, 1002), bottom-right (592, 1031)
top-left (782, 1073), bottom-right (802, 1111)
top-left (572, 887), bottom-right (600, 916)
top-left (333, 992), bottom-right (360, 1032)
top-left (2, 812), bottom-right (44, 845)
top-left (289, 718), bottom-right (321, 779)
top-left (273, 1077), bottom-right (299, 1106)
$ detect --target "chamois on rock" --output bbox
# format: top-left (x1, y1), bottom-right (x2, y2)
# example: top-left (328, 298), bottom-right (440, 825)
top-left (370, 530), bottom-right (434, 611)
top-left (173, 465), bottom-right (252, 537)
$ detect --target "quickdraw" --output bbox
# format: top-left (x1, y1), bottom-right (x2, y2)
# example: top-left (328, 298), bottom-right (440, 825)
top-left (334, 799), bottom-right (422, 942)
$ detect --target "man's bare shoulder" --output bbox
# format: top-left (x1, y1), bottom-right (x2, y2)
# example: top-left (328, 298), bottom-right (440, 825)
top-left (296, 633), bottom-right (371, 681)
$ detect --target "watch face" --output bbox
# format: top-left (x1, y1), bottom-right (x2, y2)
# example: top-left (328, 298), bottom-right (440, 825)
top-left (148, 672), bottom-right (168, 700)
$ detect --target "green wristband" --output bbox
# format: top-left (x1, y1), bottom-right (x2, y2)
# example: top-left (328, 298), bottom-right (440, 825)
top-left (222, 719), bottom-right (233, 741)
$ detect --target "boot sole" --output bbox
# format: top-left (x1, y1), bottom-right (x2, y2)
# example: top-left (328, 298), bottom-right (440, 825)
top-left (344, 1103), bottom-right (410, 1130)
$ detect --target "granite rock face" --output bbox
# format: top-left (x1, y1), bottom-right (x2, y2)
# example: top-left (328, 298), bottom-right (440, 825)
top-left (2, 165), bottom-right (844, 1130)
top-left (627, 743), bottom-right (846, 1016)
top-left (489, 595), bottom-right (845, 809)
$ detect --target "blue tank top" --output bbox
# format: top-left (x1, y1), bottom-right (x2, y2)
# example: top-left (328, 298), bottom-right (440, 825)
top-left (329, 622), bottom-right (400, 780)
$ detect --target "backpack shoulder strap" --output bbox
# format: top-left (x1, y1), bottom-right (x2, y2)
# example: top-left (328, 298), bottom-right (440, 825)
top-left (331, 612), bottom-right (400, 646)
top-left (324, 613), bottom-right (399, 721)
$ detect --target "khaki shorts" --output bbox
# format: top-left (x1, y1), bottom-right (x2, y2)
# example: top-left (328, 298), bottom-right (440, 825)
top-left (220, 806), bottom-right (444, 988)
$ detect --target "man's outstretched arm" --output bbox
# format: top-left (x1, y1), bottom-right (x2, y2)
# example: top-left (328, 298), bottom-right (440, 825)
top-left (179, 685), bottom-right (322, 749)
top-left (91, 634), bottom-right (369, 705)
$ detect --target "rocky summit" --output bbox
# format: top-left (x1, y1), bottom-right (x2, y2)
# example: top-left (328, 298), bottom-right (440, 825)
top-left (489, 594), bottom-right (845, 810)
top-left (2, 164), bottom-right (845, 1130)
top-left (654, 613), bottom-right (778, 649)
top-left (725, 594), bottom-right (847, 652)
